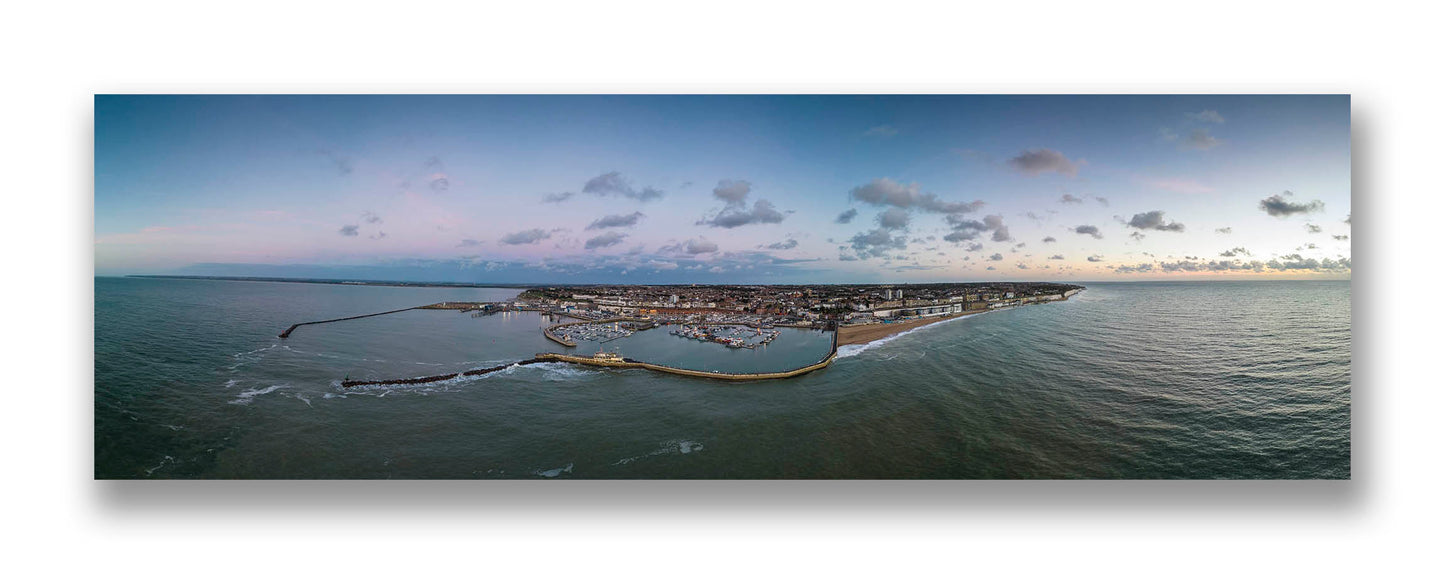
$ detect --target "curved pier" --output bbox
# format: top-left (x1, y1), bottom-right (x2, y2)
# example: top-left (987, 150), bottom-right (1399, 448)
top-left (538, 330), bottom-right (839, 383)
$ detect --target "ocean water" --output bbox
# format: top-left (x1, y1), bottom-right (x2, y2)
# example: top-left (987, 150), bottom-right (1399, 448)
top-left (94, 277), bottom-right (1350, 479)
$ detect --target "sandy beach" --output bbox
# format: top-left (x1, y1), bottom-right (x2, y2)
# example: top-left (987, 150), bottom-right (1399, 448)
top-left (835, 310), bottom-right (988, 346)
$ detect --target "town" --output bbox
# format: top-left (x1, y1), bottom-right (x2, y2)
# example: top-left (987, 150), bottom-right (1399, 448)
top-left (512, 282), bottom-right (1084, 327)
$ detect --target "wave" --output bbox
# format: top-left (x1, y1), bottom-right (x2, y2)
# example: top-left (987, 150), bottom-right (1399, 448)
top-left (612, 439), bottom-right (705, 466)
top-left (534, 463), bottom-right (574, 478)
top-left (144, 455), bottom-right (177, 476)
top-left (228, 384), bottom-right (287, 405)
top-left (835, 310), bottom-right (994, 358)
top-left (514, 361), bottom-right (597, 379)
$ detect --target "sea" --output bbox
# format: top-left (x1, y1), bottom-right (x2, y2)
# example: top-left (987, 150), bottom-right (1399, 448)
top-left (94, 277), bottom-right (1351, 479)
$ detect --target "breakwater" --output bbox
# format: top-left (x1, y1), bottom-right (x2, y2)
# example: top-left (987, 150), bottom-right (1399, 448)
top-left (339, 327), bottom-right (838, 387)
top-left (278, 300), bottom-right (515, 338)
top-left (339, 357), bottom-right (561, 388)
top-left (278, 307), bottom-right (421, 338)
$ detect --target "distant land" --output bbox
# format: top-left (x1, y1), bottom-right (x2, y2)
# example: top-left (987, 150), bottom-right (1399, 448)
top-left (125, 275), bottom-right (535, 289)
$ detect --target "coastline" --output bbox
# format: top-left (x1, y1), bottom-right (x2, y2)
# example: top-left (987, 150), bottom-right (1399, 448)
top-left (835, 309), bottom-right (989, 346)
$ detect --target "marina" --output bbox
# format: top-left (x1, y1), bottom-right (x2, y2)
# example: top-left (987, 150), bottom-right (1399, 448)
top-left (670, 324), bottom-right (780, 349)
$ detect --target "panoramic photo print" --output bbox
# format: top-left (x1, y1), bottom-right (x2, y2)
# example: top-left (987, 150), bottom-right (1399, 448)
top-left (95, 94), bottom-right (1350, 479)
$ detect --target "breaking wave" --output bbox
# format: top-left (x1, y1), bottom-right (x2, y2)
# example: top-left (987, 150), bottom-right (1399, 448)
top-left (835, 310), bottom-right (993, 359)
top-left (228, 384), bottom-right (287, 405)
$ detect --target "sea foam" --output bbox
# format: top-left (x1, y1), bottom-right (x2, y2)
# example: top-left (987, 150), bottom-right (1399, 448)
top-left (228, 384), bottom-right (286, 405)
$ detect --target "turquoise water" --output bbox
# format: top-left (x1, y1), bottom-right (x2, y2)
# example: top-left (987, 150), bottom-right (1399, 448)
top-left (95, 277), bottom-right (1350, 479)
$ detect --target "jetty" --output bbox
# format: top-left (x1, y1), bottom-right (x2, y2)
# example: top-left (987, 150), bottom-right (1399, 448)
top-left (339, 357), bottom-right (561, 388)
top-left (278, 306), bottom-right (421, 338)
top-left (279, 301), bottom-right (515, 338)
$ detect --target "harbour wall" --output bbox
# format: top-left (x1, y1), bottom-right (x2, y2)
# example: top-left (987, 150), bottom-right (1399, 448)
top-left (536, 329), bottom-right (839, 383)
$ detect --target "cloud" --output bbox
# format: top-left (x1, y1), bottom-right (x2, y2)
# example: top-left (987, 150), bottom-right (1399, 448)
top-left (1049, 254), bottom-right (1065, 260)
top-left (698, 198), bottom-right (788, 228)
top-left (1073, 225), bottom-right (1103, 239)
top-left (1113, 263), bottom-right (1155, 274)
top-left (834, 208), bottom-right (859, 224)
top-left (499, 228), bottom-right (553, 245)
top-left (764, 238), bottom-right (799, 250)
top-left (1007, 149), bottom-right (1083, 177)
top-left (1129, 231), bottom-right (1147, 241)
top-left (989, 253), bottom-right (1004, 261)
top-left (1042, 236), bottom-right (1057, 243)
top-left (877, 207), bottom-right (911, 230)
top-left (1259, 192), bottom-right (1325, 217)
top-left (584, 231), bottom-right (628, 250)
top-left (848, 228), bottom-right (907, 257)
top-left (581, 171), bottom-right (663, 201)
top-left (456, 239), bottom-right (484, 247)
top-left (1220, 247), bottom-right (1252, 257)
top-left (1060, 193), bottom-right (1084, 204)
top-left (1345, 213), bottom-right (1352, 225)
top-left (586, 211), bottom-right (645, 230)
top-left (1187, 110), bottom-right (1225, 123)
top-left (672, 237), bottom-right (719, 255)
top-left (1087, 255), bottom-right (1104, 262)
top-left (1126, 211), bottom-right (1186, 232)
top-left (362, 211), bottom-right (382, 224)
top-left (943, 213), bottom-right (1010, 242)
top-left (1266, 254), bottom-right (1351, 271)
top-left (696, 180), bottom-right (789, 228)
top-left (1216, 227), bottom-right (1233, 234)
top-left (1333, 235), bottom-right (1349, 241)
top-left (712, 180), bottom-right (752, 206)
top-left (542, 192), bottom-right (575, 203)
top-left (1182, 129), bottom-right (1221, 150)
top-left (964, 243), bottom-right (983, 252)
top-left (848, 178), bottom-right (983, 213)
top-left (429, 176), bottom-right (450, 192)
top-left (1095, 197), bottom-right (1110, 207)
top-left (1305, 223), bottom-right (1323, 233)
top-left (369, 231), bottom-right (387, 240)
top-left (338, 224), bottom-right (359, 237)
top-left (863, 125), bottom-right (899, 138)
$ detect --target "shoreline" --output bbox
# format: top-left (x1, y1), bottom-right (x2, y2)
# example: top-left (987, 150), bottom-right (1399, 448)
top-left (835, 309), bottom-right (990, 346)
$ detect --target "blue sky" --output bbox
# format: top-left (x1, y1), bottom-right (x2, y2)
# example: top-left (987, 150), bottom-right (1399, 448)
top-left (95, 95), bottom-right (1350, 283)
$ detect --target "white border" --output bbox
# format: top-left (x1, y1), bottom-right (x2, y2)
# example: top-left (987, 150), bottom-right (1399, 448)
top-left (7, 0), bottom-right (1436, 571)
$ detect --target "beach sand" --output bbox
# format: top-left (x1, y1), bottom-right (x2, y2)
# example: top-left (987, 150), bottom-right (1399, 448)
top-left (835, 310), bottom-right (987, 346)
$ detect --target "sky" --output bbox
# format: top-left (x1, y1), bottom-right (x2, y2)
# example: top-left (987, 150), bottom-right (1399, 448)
top-left (95, 95), bottom-right (1351, 284)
